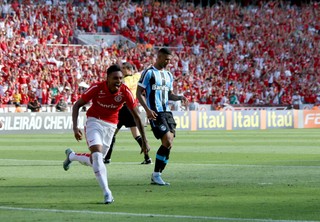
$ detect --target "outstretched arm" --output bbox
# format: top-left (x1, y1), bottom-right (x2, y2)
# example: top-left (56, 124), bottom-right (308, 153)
top-left (168, 91), bottom-right (189, 106)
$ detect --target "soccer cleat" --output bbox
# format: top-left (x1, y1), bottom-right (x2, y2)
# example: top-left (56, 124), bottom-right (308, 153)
top-left (141, 158), bottom-right (152, 165)
top-left (104, 159), bottom-right (111, 164)
top-left (151, 173), bottom-right (170, 186)
top-left (63, 148), bottom-right (73, 171)
top-left (104, 193), bottom-right (114, 204)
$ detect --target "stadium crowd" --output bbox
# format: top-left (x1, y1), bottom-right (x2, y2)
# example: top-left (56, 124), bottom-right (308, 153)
top-left (0, 0), bottom-right (319, 111)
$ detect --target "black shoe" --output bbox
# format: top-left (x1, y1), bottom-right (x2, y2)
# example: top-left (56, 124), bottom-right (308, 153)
top-left (104, 159), bottom-right (111, 164)
top-left (141, 158), bottom-right (152, 164)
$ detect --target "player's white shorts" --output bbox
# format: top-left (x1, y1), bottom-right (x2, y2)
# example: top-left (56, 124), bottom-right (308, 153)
top-left (85, 117), bottom-right (116, 157)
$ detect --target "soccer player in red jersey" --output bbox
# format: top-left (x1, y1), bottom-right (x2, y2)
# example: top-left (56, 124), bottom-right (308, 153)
top-left (63, 64), bottom-right (150, 204)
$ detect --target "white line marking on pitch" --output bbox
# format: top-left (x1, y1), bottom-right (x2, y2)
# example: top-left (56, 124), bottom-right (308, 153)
top-left (0, 206), bottom-right (318, 222)
top-left (0, 159), bottom-right (320, 168)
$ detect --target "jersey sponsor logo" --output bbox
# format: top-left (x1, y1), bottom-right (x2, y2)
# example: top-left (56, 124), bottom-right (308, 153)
top-left (98, 90), bottom-right (107, 98)
top-left (97, 101), bottom-right (118, 109)
top-left (152, 84), bottom-right (169, 91)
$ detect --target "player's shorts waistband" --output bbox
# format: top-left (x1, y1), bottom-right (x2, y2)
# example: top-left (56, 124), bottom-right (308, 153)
top-left (87, 117), bottom-right (117, 128)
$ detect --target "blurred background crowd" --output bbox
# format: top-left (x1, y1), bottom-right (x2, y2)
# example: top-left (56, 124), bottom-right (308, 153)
top-left (0, 0), bottom-right (319, 112)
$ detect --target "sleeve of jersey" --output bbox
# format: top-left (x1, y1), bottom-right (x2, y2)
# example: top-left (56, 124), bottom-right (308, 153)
top-left (138, 70), bottom-right (151, 89)
top-left (169, 72), bottom-right (174, 91)
top-left (124, 87), bottom-right (138, 110)
top-left (81, 84), bottom-right (98, 103)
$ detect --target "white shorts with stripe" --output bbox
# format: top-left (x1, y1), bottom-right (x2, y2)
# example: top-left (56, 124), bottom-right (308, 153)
top-left (85, 117), bottom-right (117, 157)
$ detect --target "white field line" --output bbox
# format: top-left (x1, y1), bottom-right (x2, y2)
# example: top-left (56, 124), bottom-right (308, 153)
top-left (0, 159), bottom-right (320, 168)
top-left (0, 206), bottom-right (319, 222)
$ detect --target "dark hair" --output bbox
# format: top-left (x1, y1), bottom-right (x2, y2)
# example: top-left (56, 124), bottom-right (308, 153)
top-left (158, 48), bottom-right (172, 55)
top-left (107, 64), bottom-right (121, 75)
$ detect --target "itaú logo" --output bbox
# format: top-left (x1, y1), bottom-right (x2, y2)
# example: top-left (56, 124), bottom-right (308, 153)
top-left (304, 113), bottom-right (320, 125)
top-left (152, 84), bottom-right (169, 91)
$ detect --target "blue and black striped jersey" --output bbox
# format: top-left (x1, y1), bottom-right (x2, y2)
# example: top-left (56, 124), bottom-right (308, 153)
top-left (138, 66), bottom-right (173, 112)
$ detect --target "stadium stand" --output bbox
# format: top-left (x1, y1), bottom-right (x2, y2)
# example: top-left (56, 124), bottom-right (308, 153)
top-left (0, 0), bottom-right (319, 112)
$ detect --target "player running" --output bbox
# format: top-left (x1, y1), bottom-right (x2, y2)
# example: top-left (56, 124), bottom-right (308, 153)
top-left (63, 64), bottom-right (150, 204)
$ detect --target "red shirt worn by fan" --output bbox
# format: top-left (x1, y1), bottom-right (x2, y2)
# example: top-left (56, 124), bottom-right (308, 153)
top-left (81, 81), bottom-right (137, 124)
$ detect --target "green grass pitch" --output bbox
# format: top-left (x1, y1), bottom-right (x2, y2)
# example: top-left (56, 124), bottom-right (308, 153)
top-left (0, 128), bottom-right (320, 222)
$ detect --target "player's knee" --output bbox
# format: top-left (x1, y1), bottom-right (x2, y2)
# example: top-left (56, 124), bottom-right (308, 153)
top-left (89, 145), bottom-right (103, 154)
top-left (162, 136), bottom-right (174, 148)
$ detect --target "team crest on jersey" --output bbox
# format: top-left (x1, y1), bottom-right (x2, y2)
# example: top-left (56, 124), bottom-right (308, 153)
top-left (160, 124), bottom-right (167, 131)
top-left (114, 94), bottom-right (123, 102)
